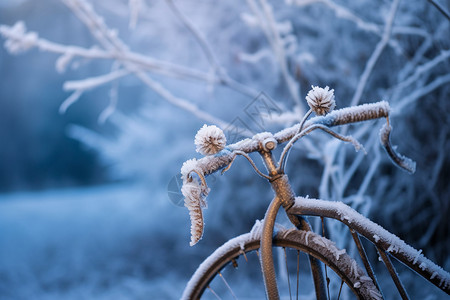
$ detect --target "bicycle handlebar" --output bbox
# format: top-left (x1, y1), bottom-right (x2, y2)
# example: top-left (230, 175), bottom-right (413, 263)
top-left (189, 101), bottom-right (393, 177)
top-left (181, 100), bottom-right (416, 246)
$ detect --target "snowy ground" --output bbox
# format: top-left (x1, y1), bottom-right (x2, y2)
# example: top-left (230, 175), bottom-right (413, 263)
top-left (0, 184), bottom-right (196, 299)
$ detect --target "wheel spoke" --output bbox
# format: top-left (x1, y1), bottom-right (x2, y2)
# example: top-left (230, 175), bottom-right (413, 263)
top-left (219, 272), bottom-right (238, 299)
top-left (284, 247), bottom-right (293, 300)
top-left (207, 285), bottom-right (222, 300)
top-left (296, 250), bottom-right (300, 300)
top-left (325, 270), bottom-right (331, 300)
top-left (242, 251), bottom-right (248, 262)
top-left (336, 280), bottom-right (344, 300)
top-left (321, 217), bottom-right (331, 300)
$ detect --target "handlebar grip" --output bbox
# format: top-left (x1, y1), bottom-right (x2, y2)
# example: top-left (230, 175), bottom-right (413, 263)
top-left (309, 101), bottom-right (390, 127)
top-left (274, 101), bottom-right (390, 144)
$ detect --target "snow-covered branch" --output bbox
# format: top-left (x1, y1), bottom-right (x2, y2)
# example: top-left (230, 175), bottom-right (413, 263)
top-left (245, 0), bottom-right (302, 108)
top-left (350, 0), bottom-right (400, 106)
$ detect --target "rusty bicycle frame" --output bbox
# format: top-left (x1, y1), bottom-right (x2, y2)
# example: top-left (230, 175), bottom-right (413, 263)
top-left (255, 142), bottom-right (448, 299)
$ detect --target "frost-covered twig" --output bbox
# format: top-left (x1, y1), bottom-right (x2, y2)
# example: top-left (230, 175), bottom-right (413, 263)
top-left (63, 69), bottom-right (130, 92)
top-left (340, 128), bottom-right (378, 192)
top-left (60, 90), bottom-right (83, 114)
top-left (165, 0), bottom-right (258, 98)
top-left (427, 0), bottom-right (450, 21)
top-left (288, 0), bottom-right (379, 33)
top-left (165, 0), bottom-right (221, 75)
top-left (356, 141), bottom-right (381, 197)
top-left (62, 0), bottom-right (236, 127)
top-left (0, 1), bottom-right (255, 125)
top-left (134, 70), bottom-right (229, 128)
top-left (0, 22), bottom-right (212, 81)
top-left (287, 0), bottom-right (419, 53)
top-left (246, 0), bottom-right (302, 107)
top-left (393, 49), bottom-right (450, 99)
top-left (128, 0), bottom-right (142, 29)
top-left (350, 0), bottom-right (400, 106)
top-left (395, 73), bottom-right (450, 113)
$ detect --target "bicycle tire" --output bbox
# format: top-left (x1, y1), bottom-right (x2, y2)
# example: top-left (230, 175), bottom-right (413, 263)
top-left (182, 227), bottom-right (382, 299)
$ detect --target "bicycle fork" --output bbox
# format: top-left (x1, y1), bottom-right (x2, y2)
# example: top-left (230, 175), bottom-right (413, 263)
top-left (259, 151), bottom-right (327, 299)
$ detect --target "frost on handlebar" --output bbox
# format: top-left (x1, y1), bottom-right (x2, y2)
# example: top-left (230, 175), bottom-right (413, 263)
top-left (274, 101), bottom-right (391, 143)
top-left (180, 151), bottom-right (234, 246)
top-left (180, 101), bottom-right (416, 246)
top-left (380, 123), bottom-right (416, 173)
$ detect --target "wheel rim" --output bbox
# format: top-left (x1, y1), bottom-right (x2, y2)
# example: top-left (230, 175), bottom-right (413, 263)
top-left (185, 231), bottom-right (378, 299)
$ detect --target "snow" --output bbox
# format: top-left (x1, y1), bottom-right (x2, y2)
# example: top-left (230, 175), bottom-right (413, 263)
top-left (182, 221), bottom-right (382, 299)
top-left (180, 158), bottom-right (200, 177)
top-left (0, 21), bottom-right (38, 54)
top-left (289, 197), bottom-right (450, 290)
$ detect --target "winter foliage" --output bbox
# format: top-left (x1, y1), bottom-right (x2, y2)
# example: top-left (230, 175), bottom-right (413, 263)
top-left (0, 0), bottom-right (449, 298)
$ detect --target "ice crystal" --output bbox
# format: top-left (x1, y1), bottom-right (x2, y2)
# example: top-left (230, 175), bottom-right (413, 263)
top-left (181, 158), bottom-right (201, 177)
top-left (195, 124), bottom-right (226, 156)
top-left (306, 85), bottom-right (336, 115)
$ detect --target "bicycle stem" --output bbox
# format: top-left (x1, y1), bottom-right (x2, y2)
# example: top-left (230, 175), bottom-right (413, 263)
top-left (259, 149), bottom-right (327, 299)
top-left (260, 150), bottom-right (295, 209)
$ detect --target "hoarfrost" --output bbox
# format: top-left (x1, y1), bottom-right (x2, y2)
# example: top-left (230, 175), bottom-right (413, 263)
top-left (420, 262), bottom-right (427, 271)
top-left (413, 249), bottom-right (423, 265)
top-left (335, 248), bottom-right (347, 261)
top-left (281, 227), bottom-right (297, 239)
top-left (180, 158), bottom-right (210, 246)
top-left (387, 244), bottom-right (399, 253)
top-left (304, 230), bottom-right (312, 246)
top-left (194, 125), bottom-right (227, 156)
top-left (250, 219), bottom-right (264, 240)
top-left (290, 197), bottom-right (450, 289)
top-left (360, 275), bottom-right (373, 282)
top-left (0, 21), bottom-right (38, 54)
top-left (369, 289), bottom-right (384, 300)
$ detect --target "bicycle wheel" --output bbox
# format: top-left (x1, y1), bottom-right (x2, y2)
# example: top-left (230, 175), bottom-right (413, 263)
top-left (182, 227), bottom-right (382, 299)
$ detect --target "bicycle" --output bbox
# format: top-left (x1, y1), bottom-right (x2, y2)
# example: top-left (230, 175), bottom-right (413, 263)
top-left (179, 87), bottom-right (450, 299)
